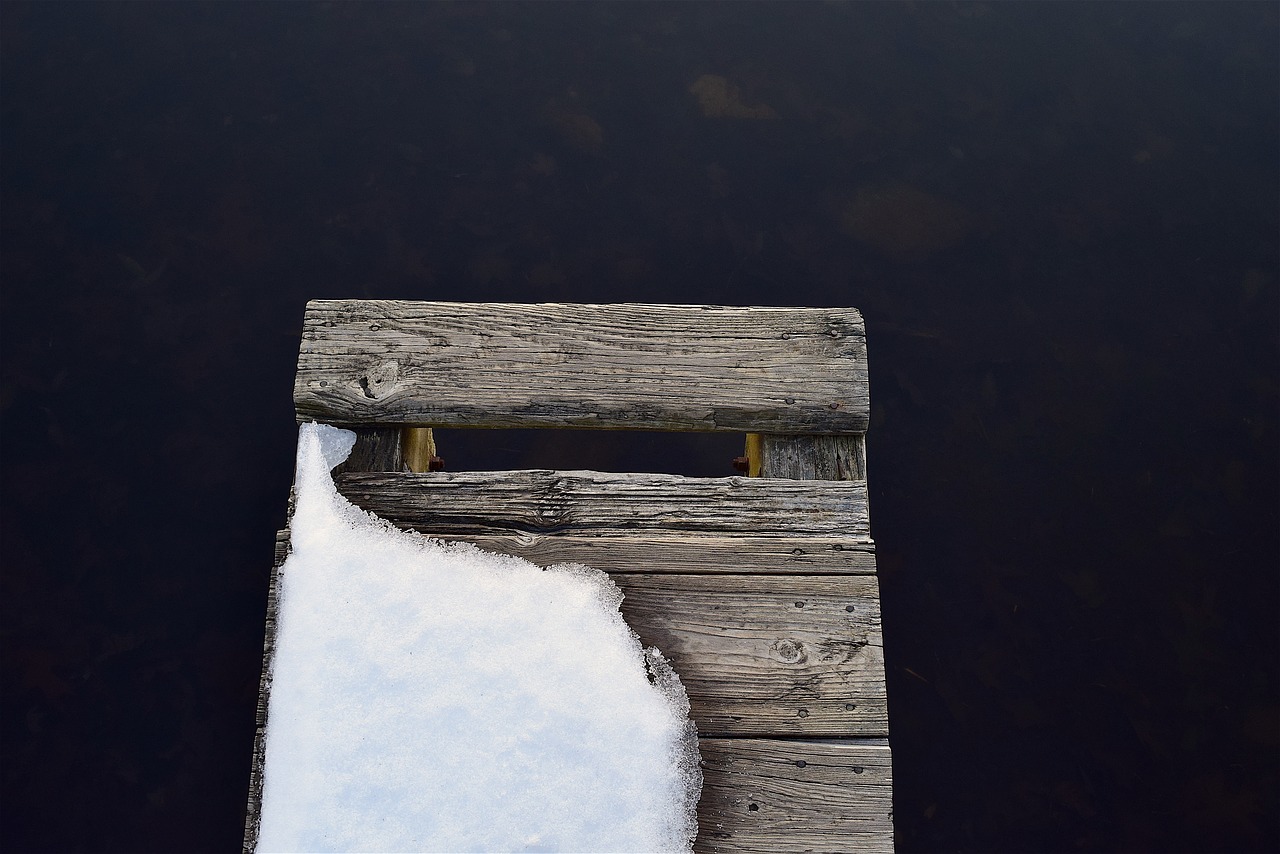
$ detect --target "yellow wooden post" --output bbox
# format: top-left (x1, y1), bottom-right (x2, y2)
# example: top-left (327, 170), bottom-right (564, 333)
top-left (402, 427), bottom-right (438, 473)
top-left (745, 433), bottom-right (763, 477)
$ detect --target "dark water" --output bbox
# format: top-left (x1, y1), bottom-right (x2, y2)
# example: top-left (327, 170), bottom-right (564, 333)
top-left (2, 3), bottom-right (1276, 851)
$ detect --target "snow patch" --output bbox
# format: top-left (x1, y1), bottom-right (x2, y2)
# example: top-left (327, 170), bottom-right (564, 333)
top-left (257, 422), bottom-right (702, 853)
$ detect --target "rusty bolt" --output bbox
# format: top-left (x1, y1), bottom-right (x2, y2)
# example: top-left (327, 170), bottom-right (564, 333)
top-left (428, 456), bottom-right (445, 472)
top-left (732, 456), bottom-right (750, 473)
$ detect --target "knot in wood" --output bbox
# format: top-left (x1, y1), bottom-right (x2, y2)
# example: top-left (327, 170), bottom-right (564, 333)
top-left (356, 360), bottom-right (400, 400)
top-left (533, 501), bottom-right (569, 530)
top-left (772, 639), bottom-right (807, 664)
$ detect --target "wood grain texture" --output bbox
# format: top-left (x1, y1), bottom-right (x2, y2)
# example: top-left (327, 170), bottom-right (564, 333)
top-left (334, 470), bottom-right (872, 540)
top-left (246, 529), bottom-right (884, 740)
top-left (254, 299), bottom-right (888, 850)
top-left (696, 738), bottom-right (893, 854)
top-left (245, 513), bottom-right (890, 847)
top-left (329, 425), bottom-right (403, 475)
top-left (759, 434), bottom-right (867, 481)
top-left (243, 530), bottom-right (288, 854)
top-left (294, 301), bottom-right (869, 433)
top-left (616, 574), bottom-right (886, 736)
top-left (421, 533), bottom-right (876, 575)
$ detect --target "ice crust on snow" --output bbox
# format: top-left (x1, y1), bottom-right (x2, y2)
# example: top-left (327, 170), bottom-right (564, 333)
top-left (257, 422), bottom-right (702, 853)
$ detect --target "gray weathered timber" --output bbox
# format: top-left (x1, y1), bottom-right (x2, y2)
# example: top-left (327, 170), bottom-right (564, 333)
top-left (746, 423), bottom-right (889, 845)
top-left (759, 434), bottom-right (867, 481)
top-left (616, 573), bottom-right (886, 736)
top-left (252, 300), bottom-right (891, 851)
top-left (696, 739), bottom-right (893, 854)
top-left (329, 425), bottom-right (403, 475)
top-left (252, 527), bottom-right (884, 738)
top-left (243, 530), bottom-right (289, 854)
top-left (246, 544), bottom-right (888, 852)
top-left (421, 533), bottom-right (876, 575)
top-left (334, 470), bottom-right (871, 540)
top-left (294, 301), bottom-right (869, 433)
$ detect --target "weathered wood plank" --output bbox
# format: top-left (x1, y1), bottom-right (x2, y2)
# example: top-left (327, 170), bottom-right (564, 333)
top-left (243, 530), bottom-right (289, 854)
top-left (696, 738), bottom-right (893, 854)
top-left (329, 425), bottom-right (403, 475)
top-left (256, 299), bottom-right (889, 851)
top-left (759, 434), bottom-right (866, 481)
top-left (335, 470), bottom-right (872, 540)
top-left (616, 574), bottom-right (886, 736)
top-left (248, 528), bottom-right (885, 740)
top-left (422, 533), bottom-right (877, 575)
top-left (294, 301), bottom-right (869, 433)
top-left (244, 535), bottom-right (888, 851)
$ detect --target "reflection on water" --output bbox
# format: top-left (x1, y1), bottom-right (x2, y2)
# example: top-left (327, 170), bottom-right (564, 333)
top-left (1, 2), bottom-right (1276, 851)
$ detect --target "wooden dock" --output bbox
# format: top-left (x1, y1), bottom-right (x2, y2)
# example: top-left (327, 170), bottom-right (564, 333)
top-left (246, 301), bottom-right (892, 853)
